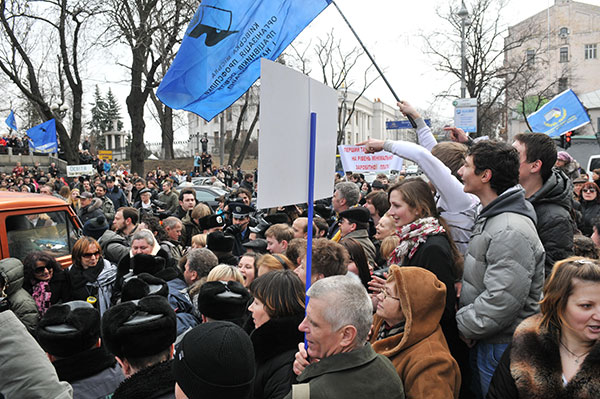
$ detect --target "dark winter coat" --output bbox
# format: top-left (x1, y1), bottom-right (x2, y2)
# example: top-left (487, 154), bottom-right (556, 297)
top-left (112, 360), bottom-right (175, 399)
top-left (487, 313), bottom-right (600, 399)
top-left (98, 228), bottom-right (133, 265)
top-left (578, 200), bottom-right (600, 237)
top-left (52, 346), bottom-right (124, 399)
top-left (78, 198), bottom-right (105, 224)
top-left (106, 185), bottom-right (129, 210)
top-left (527, 169), bottom-right (575, 277)
top-left (251, 314), bottom-right (304, 399)
top-left (22, 268), bottom-right (71, 312)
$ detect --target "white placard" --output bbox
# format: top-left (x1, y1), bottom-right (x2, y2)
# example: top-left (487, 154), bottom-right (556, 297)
top-left (337, 145), bottom-right (403, 173)
top-left (66, 164), bottom-right (94, 177)
top-left (257, 59), bottom-right (337, 209)
top-left (454, 106), bottom-right (477, 133)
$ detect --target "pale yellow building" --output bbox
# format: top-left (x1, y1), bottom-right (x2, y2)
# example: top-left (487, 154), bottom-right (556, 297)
top-left (505, 0), bottom-right (600, 140)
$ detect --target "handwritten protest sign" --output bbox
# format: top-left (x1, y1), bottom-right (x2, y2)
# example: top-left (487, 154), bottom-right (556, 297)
top-left (338, 145), bottom-right (403, 173)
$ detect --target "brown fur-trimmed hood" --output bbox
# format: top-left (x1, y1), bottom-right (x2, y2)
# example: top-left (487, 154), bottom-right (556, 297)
top-left (510, 313), bottom-right (600, 399)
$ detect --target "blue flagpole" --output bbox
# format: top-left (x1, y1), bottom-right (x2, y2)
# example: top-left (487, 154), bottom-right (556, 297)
top-left (304, 112), bottom-right (317, 347)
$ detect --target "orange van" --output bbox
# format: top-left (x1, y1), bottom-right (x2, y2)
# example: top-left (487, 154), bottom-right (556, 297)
top-left (0, 192), bottom-right (82, 267)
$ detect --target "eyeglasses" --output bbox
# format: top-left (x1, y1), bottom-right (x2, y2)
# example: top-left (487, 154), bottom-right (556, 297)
top-left (82, 251), bottom-right (100, 259)
top-left (379, 289), bottom-right (401, 301)
top-left (583, 188), bottom-right (596, 193)
top-left (34, 265), bottom-right (52, 274)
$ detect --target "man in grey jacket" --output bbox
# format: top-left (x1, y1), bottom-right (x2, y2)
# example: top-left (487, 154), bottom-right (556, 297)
top-left (456, 141), bottom-right (545, 398)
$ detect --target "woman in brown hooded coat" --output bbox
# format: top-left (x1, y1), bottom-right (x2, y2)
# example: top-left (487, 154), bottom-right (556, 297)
top-left (370, 265), bottom-right (461, 398)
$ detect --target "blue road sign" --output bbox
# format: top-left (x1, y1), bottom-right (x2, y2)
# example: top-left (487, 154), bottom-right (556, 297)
top-left (386, 119), bottom-right (430, 130)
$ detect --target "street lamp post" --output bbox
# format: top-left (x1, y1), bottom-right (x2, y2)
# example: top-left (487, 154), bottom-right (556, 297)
top-left (457, 1), bottom-right (470, 99)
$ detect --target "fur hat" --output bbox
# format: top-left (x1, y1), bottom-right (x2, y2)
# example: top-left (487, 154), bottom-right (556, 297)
top-left (242, 238), bottom-right (268, 254)
top-left (83, 216), bottom-right (109, 240)
top-left (37, 301), bottom-right (100, 358)
top-left (197, 281), bottom-right (250, 322)
top-left (121, 273), bottom-right (169, 302)
top-left (173, 321), bottom-right (255, 399)
top-left (101, 296), bottom-right (176, 359)
top-left (207, 231), bottom-right (235, 253)
top-left (339, 207), bottom-right (370, 224)
top-left (131, 254), bottom-right (166, 276)
top-left (264, 213), bottom-right (290, 225)
top-left (199, 214), bottom-right (225, 231)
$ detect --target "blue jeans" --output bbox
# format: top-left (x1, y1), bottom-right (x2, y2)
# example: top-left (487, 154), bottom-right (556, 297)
top-left (476, 342), bottom-right (508, 398)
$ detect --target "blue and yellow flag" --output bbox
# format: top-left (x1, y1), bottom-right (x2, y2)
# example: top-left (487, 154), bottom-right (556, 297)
top-left (5, 110), bottom-right (17, 131)
top-left (27, 119), bottom-right (58, 153)
top-left (527, 89), bottom-right (591, 137)
top-left (157, 0), bottom-right (331, 121)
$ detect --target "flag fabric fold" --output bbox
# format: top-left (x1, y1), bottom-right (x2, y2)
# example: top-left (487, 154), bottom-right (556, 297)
top-left (157, 0), bottom-right (332, 121)
top-left (527, 89), bottom-right (591, 137)
top-left (27, 119), bottom-right (58, 153)
top-left (5, 110), bottom-right (17, 131)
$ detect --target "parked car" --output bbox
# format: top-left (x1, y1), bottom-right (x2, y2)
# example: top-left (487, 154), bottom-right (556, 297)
top-left (0, 192), bottom-right (82, 267)
top-left (177, 184), bottom-right (228, 210)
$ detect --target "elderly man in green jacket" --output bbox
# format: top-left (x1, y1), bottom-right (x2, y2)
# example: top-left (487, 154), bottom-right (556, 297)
top-left (287, 275), bottom-right (405, 399)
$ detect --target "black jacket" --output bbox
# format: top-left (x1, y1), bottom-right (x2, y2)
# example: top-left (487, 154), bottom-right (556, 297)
top-left (527, 169), bottom-right (575, 277)
top-left (251, 314), bottom-right (304, 399)
top-left (112, 360), bottom-right (175, 399)
top-left (22, 268), bottom-right (71, 310)
top-left (578, 200), bottom-right (600, 237)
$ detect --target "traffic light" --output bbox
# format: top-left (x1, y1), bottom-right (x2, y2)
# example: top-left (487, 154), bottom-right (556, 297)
top-left (565, 131), bottom-right (572, 149)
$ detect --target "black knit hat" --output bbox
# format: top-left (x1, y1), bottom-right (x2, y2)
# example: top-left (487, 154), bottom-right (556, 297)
top-left (121, 273), bottom-right (169, 302)
top-left (37, 301), bottom-right (100, 357)
top-left (339, 207), bottom-right (370, 224)
top-left (83, 216), bottom-right (109, 240)
top-left (197, 281), bottom-right (250, 322)
top-left (207, 231), bottom-right (235, 253)
top-left (173, 321), bottom-right (255, 399)
top-left (101, 295), bottom-right (176, 359)
top-left (131, 254), bottom-right (166, 276)
top-left (199, 214), bottom-right (225, 231)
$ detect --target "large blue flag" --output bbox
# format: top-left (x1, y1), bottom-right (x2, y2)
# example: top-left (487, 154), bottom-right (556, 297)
top-left (527, 89), bottom-right (591, 137)
top-left (27, 119), bottom-right (58, 153)
top-left (157, 0), bottom-right (331, 121)
top-left (5, 110), bottom-right (17, 131)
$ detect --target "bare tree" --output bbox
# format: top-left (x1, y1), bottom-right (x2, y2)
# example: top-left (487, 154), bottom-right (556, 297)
top-left (0, 0), bottom-right (101, 164)
top-left (423, 0), bottom-right (547, 136)
top-left (105, 0), bottom-right (188, 174)
top-left (288, 30), bottom-right (378, 145)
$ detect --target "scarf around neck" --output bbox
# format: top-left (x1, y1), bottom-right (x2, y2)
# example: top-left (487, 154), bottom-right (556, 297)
top-left (388, 217), bottom-right (445, 265)
top-left (32, 280), bottom-right (52, 315)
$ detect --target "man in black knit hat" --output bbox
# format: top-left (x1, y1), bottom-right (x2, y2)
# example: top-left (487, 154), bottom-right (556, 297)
top-left (101, 295), bottom-right (177, 399)
top-left (173, 321), bottom-right (255, 399)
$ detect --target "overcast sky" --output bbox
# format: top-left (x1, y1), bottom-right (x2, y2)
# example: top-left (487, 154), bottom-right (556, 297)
top-left (86, 0), bottom-right (600, 143)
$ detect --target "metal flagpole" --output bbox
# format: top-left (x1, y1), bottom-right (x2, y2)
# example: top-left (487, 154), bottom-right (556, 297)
top-left (331, 0), bottom-right (416, 128)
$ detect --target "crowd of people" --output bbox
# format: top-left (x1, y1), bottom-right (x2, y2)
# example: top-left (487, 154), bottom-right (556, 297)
top-left (0, 134), bottom-right (29, 155)
top-left (1, 100), bottom-right (600, 399)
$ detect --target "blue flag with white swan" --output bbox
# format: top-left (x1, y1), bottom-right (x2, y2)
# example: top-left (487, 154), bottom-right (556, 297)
top-left (527, 89), bottom-right (591, 137)
top-left (156, 0), bottom-right (332, 121)
top-left (27, 119), bottom-right (58, 153)
top-left (5, 110), bottom-right (17, 131)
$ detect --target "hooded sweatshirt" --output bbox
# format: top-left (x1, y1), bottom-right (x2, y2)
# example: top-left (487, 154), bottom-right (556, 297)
top-left (371, 266), bottom-right (460, 399)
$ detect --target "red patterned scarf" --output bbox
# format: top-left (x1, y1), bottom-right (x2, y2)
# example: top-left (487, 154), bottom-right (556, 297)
top-left (388, 217), bottom-right (445, 265)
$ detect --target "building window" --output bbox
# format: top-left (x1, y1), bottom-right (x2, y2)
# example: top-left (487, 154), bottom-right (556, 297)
top-left (526, 49), bottom-right (535, 66)
top-left (558, 77), bottom-right (568, 92)
top-left (585, 44), bottom-right (597, 60)
top-left (559, 47), bottom-right (569, 63)
top-left (226, 109), bottom-right (232, 122)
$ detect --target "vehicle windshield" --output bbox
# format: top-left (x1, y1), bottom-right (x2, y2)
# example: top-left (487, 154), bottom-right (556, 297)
top-left (6, 211), bottom-right (80, 262)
